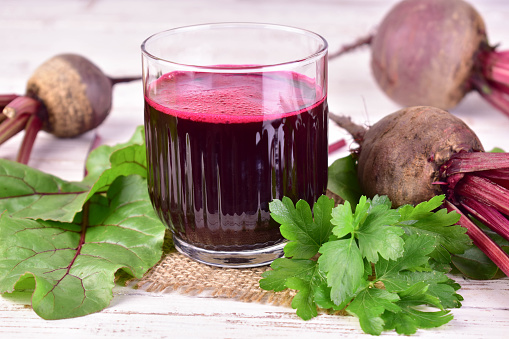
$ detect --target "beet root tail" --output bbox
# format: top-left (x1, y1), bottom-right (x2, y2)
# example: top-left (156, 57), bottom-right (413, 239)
top-left (445, 200), bottom-right (509, 277)
top-left (329, 112), bottom-right (367, 145)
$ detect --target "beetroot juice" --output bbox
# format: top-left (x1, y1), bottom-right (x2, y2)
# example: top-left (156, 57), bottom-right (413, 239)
top-left (144, 71), bottom-right (328, 252)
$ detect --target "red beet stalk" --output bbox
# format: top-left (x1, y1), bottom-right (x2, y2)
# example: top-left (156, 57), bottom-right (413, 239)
top-left (0, 97), bottom-right (42, 163)
top-left (445, 200), bottom-right (509, 276)
top-left (471, 48), bottom-right (509, 116)
top-left (328, 139), bottom-right (347, 154)
top-left (438, 152), bottom-right (509, 276)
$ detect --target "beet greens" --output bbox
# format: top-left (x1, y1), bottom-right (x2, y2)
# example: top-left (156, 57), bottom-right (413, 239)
top-left (0, 54), bottom-right (139, 164)
top-left (331, 106), bottom-right (509, 277)
top-left (0, 126), bottom-right (164, 320)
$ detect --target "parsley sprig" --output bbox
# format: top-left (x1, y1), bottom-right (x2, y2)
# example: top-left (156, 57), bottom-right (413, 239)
top-left (260, 194), bottom-right (470, 335)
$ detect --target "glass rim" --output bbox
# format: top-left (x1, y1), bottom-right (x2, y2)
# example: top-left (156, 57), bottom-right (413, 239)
top-left (141, 22), bottom-right (329, 71)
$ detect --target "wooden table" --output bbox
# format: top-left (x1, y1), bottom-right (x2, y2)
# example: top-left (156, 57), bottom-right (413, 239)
top-left (1, 0), bottom-right (508, 337)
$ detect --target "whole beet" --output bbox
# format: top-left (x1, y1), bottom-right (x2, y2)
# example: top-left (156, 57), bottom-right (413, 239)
top-left (331, 106), bottom-right (509, 277)
top-left (329, 0), bottom-right (509, 117)
top-left (0, 53), bottom-right (139, 163)
top-left (355, 106), bottom-right (484, 207)
top-left (25, 54), bottom-right (114, 138)
top-left (370, 0), bottom-right (486, 110)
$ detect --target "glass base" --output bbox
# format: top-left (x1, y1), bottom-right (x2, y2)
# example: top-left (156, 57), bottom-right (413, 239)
top-left (173, 236), bottom-right (286, 268)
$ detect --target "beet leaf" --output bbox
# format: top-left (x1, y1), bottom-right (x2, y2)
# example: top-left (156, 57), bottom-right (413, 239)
top-left (83, 125), bottom-right (145, 183)
top-left (0, 159), bottom-right (90, 222)
top-left (0, 175), bottom-right (164, 319)
top-left (327, 155), bottom-right (362, 207)
top-left (397, 196), bottom-right (470, 266)
top-left (0, 126), bottom-right (147, 222)
top-left (0, 126), bottom-right (165, 320)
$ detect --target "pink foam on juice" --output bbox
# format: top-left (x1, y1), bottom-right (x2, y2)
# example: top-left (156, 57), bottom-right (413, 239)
top-left (145, 71), bottom-right (324, 123)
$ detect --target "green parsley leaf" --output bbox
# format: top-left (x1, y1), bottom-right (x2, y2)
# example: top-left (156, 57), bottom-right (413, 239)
top-left (346, 288), bottom-right (401, 335)
top-left (259, 258), bottom-right (328, 320)
top-left (375, 233), bottom-right (462, 309)
top-left (398, 195), bottom-right (470, 265)
top-left (259, 258), bottom-right (315, 292)
top-left (260, 194), bottom-right (465, 336)
top-left (376, 233), bottom-right (435, 278)
top-left (355, 196), bottom-right (404, 263)
top-left (427, 278), bottom-right (463, 309)
top-left (382, 282), bottom-right (454, 335)
top-left (318, 238), bottom-right (364, 305)
top-left (330, 195), bottom-right (404, 263)
top-left (329, 200), bottom-right (355, 238)
top-left (269, 196), bottom-right (335, 259)
top-left (285, 277), bottom-right (316, 320)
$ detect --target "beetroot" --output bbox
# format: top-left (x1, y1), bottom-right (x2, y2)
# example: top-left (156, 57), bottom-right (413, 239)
top-left (329, 0), bottom-right (509, 116)
top-left (0, 54), bottom-right (139, 164)
top-left (330, 106), bottom-right (509, 277)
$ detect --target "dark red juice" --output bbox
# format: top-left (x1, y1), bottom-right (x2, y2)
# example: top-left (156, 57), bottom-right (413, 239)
top-left (144, 71), bottom-right (328, 251)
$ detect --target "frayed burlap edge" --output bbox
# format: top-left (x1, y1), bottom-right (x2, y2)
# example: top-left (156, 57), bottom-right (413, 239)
top-left (136, 248), bottom-right (296, 307)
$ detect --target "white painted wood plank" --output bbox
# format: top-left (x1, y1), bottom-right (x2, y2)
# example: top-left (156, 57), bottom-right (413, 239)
top-left (1, 0), bottom-right (509, 337)
top-left (1, 278), bottom-right (508, 338)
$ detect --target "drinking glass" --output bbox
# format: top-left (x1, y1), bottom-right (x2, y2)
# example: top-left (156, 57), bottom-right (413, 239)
top-left (141, 23), bottom-right (328, 267)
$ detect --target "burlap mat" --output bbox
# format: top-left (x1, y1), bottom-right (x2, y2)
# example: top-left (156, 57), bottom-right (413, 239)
top-left (137, 191), bottom-right (343, 309)
top-left (136, 231), bottom-right (296, 307)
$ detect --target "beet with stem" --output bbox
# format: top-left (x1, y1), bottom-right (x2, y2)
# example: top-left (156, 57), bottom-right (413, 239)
top-left (0, 53), bottom-right (140, 164)
top-left (330, 106), bottom-right (509, 277)
top-left (329, 0), bottom-right (509, 117)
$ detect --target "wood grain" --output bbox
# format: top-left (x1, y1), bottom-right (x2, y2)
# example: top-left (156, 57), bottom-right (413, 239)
top-left (1, 0), bottom-right (509, 337)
